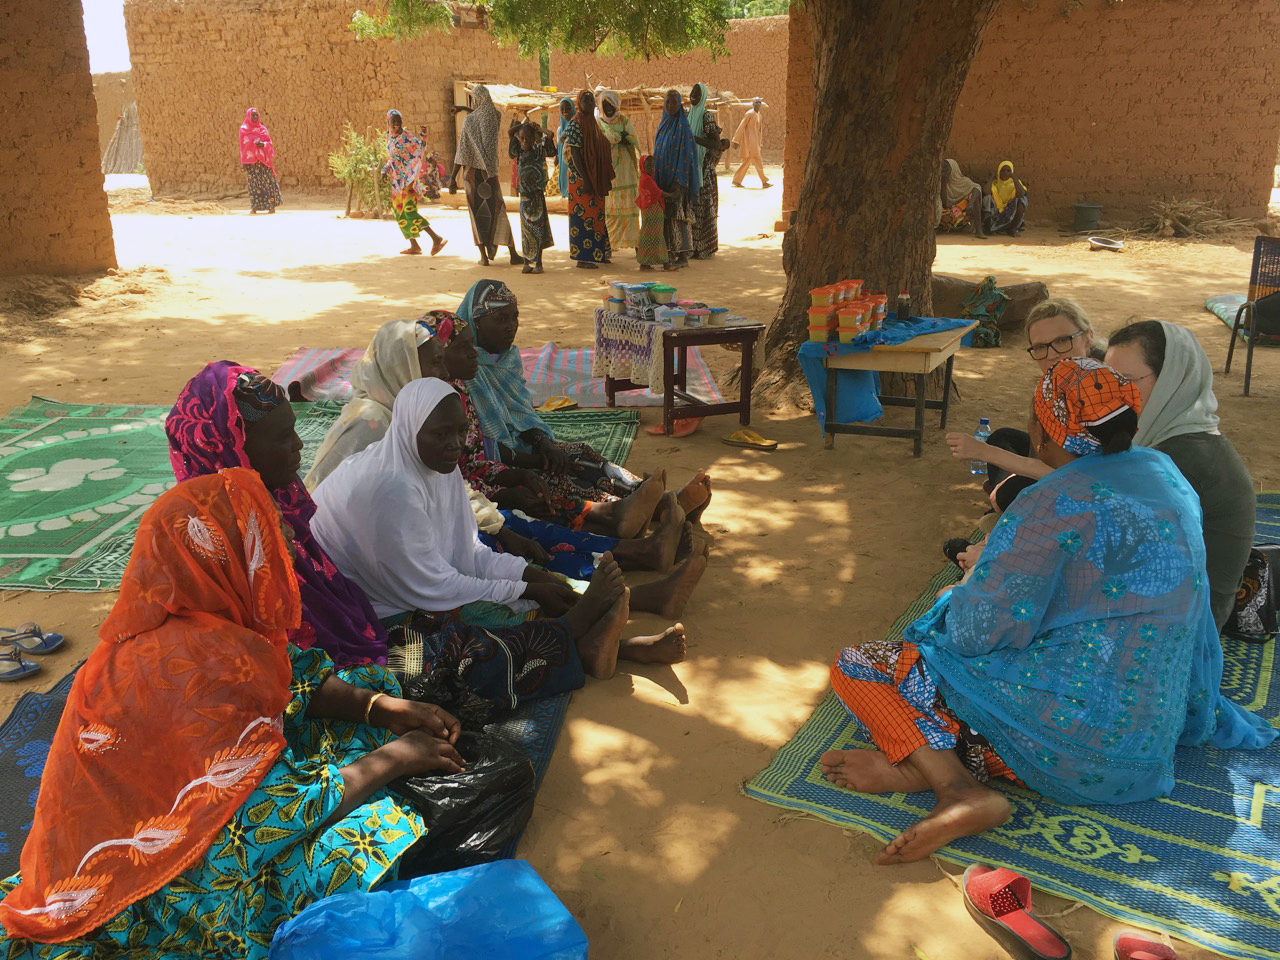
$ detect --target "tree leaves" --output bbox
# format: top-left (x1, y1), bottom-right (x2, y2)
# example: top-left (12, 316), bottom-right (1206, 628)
top-left (348, 0), bottom-right (733, 60)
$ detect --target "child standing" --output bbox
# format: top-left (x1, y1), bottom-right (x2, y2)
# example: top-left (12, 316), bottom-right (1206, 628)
top-left (635, 155), bottom-right (670, 271)
top-left (509, 119), bottom-right (557, 274)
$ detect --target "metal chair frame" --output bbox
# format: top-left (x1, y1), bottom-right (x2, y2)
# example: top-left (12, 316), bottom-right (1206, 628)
top-left (1225, 235), bottom-right (1280, 396)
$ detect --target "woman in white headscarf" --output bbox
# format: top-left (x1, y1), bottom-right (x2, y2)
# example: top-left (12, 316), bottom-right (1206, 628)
top-left (307, 313), bottom-right (690, 580)
top-left (596, 90), bottom-right (639, 250)
top-left (1106, 320), bottom-right (1256, 629)
top-left (448, 84), bottom-right (523, 267)
top-left (936, 158), bottom-right (985, 238)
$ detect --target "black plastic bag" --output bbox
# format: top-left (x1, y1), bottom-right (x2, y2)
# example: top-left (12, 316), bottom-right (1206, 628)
top-left (391, 730), bottom-right (536, 876)
top-left (403, 667), bottom-right (497, 731)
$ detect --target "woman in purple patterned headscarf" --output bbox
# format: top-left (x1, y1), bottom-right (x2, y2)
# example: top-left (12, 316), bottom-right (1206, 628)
top-left (166, 361), bottom-right (614, 706)
top-left (166, 361), bottom-right (391, 667)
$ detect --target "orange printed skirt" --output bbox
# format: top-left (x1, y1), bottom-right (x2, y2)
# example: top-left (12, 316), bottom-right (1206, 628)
top-left (830, 637), bottom-right (1019, 784)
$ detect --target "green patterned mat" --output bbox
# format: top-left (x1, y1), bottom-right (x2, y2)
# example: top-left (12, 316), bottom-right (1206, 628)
top-left (537, 408), bottom-right (639, 463)
top-left (745, 562), bottom-right (1280, 960)
top-left (0, 398), bottom-right (343, 592)
top-left (0, 400), bottom-right (638, 593)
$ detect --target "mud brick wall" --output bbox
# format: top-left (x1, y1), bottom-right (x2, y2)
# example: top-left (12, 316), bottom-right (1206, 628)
top-left (779, 3), bottom-right (812, 220)
top-left (550, 16), bottom-right (789, 161)
top-left (92, 71), bottom-right (136, 159)
top-left (124, 0), bottom-right (539, 196)
top-left (1, 0), bottom-right (116, 275)
top-left (783, 0), bottom-right (1280, 226)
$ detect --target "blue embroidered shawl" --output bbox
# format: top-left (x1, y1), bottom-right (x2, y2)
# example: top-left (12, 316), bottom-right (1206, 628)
top-left (908, 445), bottom-right (1276, 805)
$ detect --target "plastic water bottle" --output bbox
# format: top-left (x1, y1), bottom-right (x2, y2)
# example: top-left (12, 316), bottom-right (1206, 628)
top-left (969, 418), bottom-right (991, 475)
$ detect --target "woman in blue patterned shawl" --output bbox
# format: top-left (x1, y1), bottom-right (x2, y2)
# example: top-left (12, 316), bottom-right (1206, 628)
top-left (456, 279), bottom-right (714, 531)
top-left (652, 89), bottom-right (701, 269)
top-left (821, 358), bottom-right (1277, 866)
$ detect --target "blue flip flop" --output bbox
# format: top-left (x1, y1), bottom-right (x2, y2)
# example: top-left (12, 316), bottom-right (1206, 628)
top-left (0, 622), bottom-right (65, 655)
top-left (0, 645), bottom-right (41, 682)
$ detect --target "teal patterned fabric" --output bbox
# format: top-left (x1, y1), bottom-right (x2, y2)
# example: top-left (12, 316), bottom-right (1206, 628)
top-left (909, 446), bottom-right (1277, 805)
top-left (0, 648), bottom-right (424, 960)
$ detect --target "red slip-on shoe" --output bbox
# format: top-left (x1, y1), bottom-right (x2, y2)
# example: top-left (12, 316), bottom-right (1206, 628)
top-left (963, 864), bottom-right (1072, 960)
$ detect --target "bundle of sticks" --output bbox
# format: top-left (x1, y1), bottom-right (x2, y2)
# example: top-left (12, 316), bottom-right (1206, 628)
top-left (1130, 198), bottom-right (1254, 238)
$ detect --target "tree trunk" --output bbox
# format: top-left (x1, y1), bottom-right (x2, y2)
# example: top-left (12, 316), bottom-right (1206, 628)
top-left (759, 0), bottom-right (999, 402)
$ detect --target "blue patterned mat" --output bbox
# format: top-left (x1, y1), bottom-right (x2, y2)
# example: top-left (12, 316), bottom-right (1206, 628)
top-left (745, 562), bottom-right (1280, 960)
top-left (0, 666), bottom-right (82, 879)
top-left (1259, 492), bottom-right (1280, 547)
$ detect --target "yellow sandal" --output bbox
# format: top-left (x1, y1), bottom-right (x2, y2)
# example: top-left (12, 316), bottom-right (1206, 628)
top-left (535, 396), bottom-right (579, 413)
top-left (721, 428), bottom-right (778, 451)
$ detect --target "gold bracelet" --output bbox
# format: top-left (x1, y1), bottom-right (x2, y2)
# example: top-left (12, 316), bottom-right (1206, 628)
top-left (364, 692), bottom-right (386, 725)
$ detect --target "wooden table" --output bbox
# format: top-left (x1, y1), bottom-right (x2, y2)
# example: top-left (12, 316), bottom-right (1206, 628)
top-left (603, 322), bottom-right (766, 435)
top-left (822, 321), bottom-right (977, 457)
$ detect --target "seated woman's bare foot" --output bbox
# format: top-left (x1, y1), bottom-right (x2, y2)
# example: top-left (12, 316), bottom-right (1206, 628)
top-left (577, 587), bottom-right (629, 679)
top-left (611, 493), bottom-right (685, 571)
top-left (875, 787), bottom-right (1011, 865)
top-left (818, 749), bottom-right (929, 794)
top-left (610, 474), bottom-right (666, 539)
top-left (677, 470), bottom-right (711, 516)
top-left (630, 549), bottom-right (707, 618)
top-left (674, 522), bottom-right (694, 562)
top-left (563, 554), bottom-right (625, 638)
top-left (619, 624), bottom-right (686, 665)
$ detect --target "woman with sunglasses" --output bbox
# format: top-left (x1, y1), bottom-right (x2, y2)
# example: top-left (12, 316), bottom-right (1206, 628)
top-left (946, 299), bottom-right (1103, 513)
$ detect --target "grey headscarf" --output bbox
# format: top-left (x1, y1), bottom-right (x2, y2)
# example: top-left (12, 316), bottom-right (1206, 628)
top-left (1135, 321), bottom-right (1220, 449)
top-left (453, 84), bottom-right (502, 177)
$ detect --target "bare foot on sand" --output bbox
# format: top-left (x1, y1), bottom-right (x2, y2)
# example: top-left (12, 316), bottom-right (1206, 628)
top-left (577, 587), bottom-right (630, 679)
top-left (677, 470), bottom-right (711, 517)
top-left (619, 623), bottom-right (687, 665)
top-left (875, 788), bottom-right (1011, 865)
top-left (674, 522), bottom-right (694, 562)
top-left (612, 474), bottom-right (666, 539)
top-left (819, 749), bottom-right (928, 793)
top-left (612, 493), bottom-right (685, 571)
top-left (563, 554), bottom-right (625, 639)
top-left (630, 544), bottom-right (708, 618)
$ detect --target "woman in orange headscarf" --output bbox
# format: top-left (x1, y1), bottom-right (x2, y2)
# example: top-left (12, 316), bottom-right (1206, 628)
top-left (0, 469), bottom-right (463, 957)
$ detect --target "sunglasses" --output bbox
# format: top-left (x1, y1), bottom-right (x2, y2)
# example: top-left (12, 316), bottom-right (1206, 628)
top-left (1026, 330), bottom-right (1083, 361)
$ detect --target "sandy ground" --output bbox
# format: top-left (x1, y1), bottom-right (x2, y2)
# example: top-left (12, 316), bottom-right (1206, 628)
top-left (2, 166), bottom-right (1277, 960)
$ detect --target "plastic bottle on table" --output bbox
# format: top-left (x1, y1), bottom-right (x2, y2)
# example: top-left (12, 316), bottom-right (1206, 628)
top-left (970, 418), bottom-right (992, 476)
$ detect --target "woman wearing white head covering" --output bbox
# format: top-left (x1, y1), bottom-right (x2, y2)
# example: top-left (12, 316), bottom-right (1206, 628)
top-left (312, 378), bottom-right (568, 616)
top-left (307, 316), bottom-right (440, 489)
top-left (1107, 320), bottom-right (1256, 629)
top-left (596, 90), bottom-right (639, 250)
top-left (448, 84), bottom-right (523, 267)
top-left (310, 378), bottom-right (635, 681)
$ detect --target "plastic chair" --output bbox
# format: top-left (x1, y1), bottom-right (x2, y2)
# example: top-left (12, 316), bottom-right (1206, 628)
top-left (1224, 235), bottom-right (1280, 395)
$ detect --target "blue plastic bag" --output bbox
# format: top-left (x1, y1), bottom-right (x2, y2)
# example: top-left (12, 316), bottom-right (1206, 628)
top-left (269, 860), bottom-right (588, 960)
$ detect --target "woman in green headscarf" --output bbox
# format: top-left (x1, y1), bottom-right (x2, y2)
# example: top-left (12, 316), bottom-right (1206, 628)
top-left (689, 83), bottom-right (729, 259)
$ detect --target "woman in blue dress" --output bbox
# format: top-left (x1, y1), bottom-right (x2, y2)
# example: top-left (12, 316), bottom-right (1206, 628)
top-left (821, 358), bottom-right (1276, 865)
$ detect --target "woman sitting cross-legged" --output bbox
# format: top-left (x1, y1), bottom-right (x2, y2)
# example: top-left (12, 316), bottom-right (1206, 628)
top-left (457, 278), bottom-right (714, 532)
top-left (312, 378), bottom-right (694, 675)
top-left (0, 469), bottom-right (463, 957)
top-left (820, 357), bottom-right (1276, 865)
